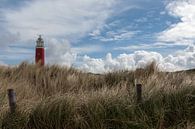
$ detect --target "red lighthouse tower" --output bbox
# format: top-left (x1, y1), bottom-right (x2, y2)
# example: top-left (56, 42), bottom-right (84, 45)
top-left (35, 35), bottom-right (45, 65)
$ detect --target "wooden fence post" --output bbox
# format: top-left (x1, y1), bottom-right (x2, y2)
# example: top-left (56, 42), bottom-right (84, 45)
top-left (136, 84), bottom-right (142, 103)
top-left (7, 89), bottom-right (16, 113)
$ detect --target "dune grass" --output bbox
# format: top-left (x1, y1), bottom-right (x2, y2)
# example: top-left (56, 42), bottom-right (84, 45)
top-left (0, 62), bottom-right (194, 129)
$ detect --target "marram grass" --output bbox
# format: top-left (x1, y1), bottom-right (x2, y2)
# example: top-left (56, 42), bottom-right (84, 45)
top-left (0, 62), bottom-right (194, 129)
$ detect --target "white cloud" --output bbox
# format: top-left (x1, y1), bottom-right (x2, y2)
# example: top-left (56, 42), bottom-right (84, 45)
top-left (72, 45), bottom-right (103, 54)
top-left (158, 0), bottom-right (195, 43)
top-left (0, 31), bottom-right (20, 48)
top-left (114, 42), bottom-right (190, 51)
top-left (80, 55), bottom-right (105, 73)
top-left (92, 30), bottom-right (136, 42)
top-left (45, 38), bottom-right (105, 66)
top-left (78, 45), bottom-right (195, 73)
top-left (3, 0), bottom-right (117, 41)
top-left (134, 17), bottom-right (148, 23)
top-left (46, 38), bottom-right (77, 67)
top-left (0, 46), bottom-right (34, 62)
top-left (115, 44), bottom-right (159, 50)
top-left (78, 50), bottom-right (161, 73)
top-left (167, 45), bottom-right (195, 69)
top-left (79, 51), bottom-right (161, 73)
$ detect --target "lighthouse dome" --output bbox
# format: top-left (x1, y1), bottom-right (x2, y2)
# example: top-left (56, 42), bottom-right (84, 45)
top-left (36, 35), bottom-right (44, 47)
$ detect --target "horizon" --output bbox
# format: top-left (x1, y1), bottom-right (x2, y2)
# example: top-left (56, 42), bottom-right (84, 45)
top-left (0, 0), bottom-right (195, 73)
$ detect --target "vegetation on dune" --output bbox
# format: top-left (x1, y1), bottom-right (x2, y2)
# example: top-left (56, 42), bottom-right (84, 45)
top-left (0, 62), bottom-right (194, 129)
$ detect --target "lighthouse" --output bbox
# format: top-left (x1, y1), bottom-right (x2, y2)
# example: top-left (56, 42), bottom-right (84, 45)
top-left (35, 35), bottom-right (45, 65)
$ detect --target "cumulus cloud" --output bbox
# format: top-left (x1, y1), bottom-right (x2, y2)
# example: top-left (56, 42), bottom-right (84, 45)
top-left (163, 45), bottom-right (195, 70)
top-left (78, 45), bottom-right (195, 73)
top-left (79, 51), bottom-right (163, 73)
top-left (46, 39), bottom-right (77, 67)
top-left (158, 0), bottom-right (195, 43)
top-left (45, 38), bottom-right (105, 66)
top-left (80, 55), bottom-right (105, 73)
top-left (3, 0), bottom-right (117, 41)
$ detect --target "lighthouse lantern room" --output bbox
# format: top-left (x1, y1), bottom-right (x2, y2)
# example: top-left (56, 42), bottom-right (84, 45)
top-left (35, 35), bottom-right (45, 65)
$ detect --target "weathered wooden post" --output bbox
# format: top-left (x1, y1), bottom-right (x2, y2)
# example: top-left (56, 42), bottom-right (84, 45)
top-left (136, 84), bottom-right (142, 103)
top-left (7, 89), bottom-right (16, 113)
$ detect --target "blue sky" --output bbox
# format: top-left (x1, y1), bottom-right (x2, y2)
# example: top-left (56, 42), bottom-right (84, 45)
top-left (0, 0), bottom-right (195, 73)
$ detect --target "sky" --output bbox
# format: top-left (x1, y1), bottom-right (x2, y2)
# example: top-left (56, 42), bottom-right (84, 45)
top-left (0, 0), bottom-right (195, 73)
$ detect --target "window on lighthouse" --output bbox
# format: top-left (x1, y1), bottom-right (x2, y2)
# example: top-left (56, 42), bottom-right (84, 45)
top-left (36, 35), bottom-right (44, 47)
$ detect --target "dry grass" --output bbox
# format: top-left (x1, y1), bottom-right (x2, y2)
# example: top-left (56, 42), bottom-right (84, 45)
top-left (0, 62), bottom-right (194, 129)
